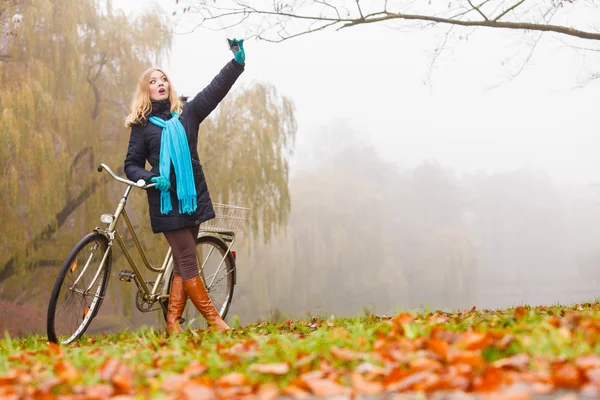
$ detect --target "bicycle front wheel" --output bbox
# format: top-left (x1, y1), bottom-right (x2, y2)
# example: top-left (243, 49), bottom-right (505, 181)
top-left (47, 232), bottom-right (112, 344)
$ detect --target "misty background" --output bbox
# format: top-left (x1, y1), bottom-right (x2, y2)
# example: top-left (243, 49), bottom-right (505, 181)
top-left (132, 0), bottom-right (600, 317)
top-left (2, 0), bottom-right (600, 336)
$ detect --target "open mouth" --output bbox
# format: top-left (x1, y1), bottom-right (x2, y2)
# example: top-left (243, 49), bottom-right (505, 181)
top-left (158, 88), bottom-right (166, 95)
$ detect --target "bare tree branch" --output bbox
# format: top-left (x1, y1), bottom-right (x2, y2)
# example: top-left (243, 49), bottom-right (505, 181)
top-left (177, 1), bottom-right (600, 41)
top-left (176, 0), bottom-right (600, 88)
top-left (315, 0), bottom-right (343, 19)
top-left (449, 0), bottom-right (492, 20)
top-left (261, 20), bottom-right (341, 42)
top-left (467, 0), bottom-right (489, 21)
top-left (426, 25), bottom-right (457, 92)
top-left (355, 0), bottom-right (365, 20)
top-left (485, 30), bottom-right (544, 90)
top-left (340, 12), bottom-right (600, 41)
top-left (494, 0), bottom-right (526, 22)
top-left (484, 4), bottom-right (560, 90)
top-left (564, 44), bottom-right (600, 53)
top-left (190, 13), bottom-right (251, 34)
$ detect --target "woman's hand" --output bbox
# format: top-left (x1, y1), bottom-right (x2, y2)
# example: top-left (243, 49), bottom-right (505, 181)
top-left (150, 176), bottom-right (171, 191)
top-left (231, 38), bottom-right (245, 65)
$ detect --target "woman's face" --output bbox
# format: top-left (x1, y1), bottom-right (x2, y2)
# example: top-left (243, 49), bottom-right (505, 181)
top-left (148, 70), bottom-right (169, 102)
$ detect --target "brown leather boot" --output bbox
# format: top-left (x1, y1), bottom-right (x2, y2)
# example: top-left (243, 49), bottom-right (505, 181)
top-left (166, 275), bottom-right (186, 335)
top-left (183, 276), bottom-right (230, 332)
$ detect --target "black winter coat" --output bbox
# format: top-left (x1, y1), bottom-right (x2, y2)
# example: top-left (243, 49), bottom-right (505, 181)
top-left (124, 59), bottom-right (244, 233)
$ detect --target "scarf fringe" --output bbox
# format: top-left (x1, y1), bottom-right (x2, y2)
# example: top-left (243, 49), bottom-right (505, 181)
top-left (179, 196), bottom-right (197, 215)
top-left (160, 191), bottom-right (173, 215)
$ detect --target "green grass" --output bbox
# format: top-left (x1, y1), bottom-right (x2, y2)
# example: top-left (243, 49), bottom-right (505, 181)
top-left (2, 302), bottom-right (600, 397)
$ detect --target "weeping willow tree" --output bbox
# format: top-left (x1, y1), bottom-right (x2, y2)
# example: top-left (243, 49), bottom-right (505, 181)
top-left (391, 162), bottom-right (477, 310)
top-left (228, 139), bottom-right (480, 322)
top-left (197, 83), bottom-right (296, 242)
top-left (0, 0), bottom-right (171, 291)
top-left (227, 143), bottom-right (411, 322)
top-left (0, 2), bottom-right (299, 316)
top-left (285, 147), bottom-right (405, 315)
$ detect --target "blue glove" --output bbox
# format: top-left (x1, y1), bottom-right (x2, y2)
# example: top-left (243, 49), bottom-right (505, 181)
top-left (231, 38), bottom-right (245, 65)
top-left (150, 176), bottom-right (170, 191)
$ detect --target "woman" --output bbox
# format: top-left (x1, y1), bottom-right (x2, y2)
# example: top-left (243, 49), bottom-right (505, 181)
top-left (123, 40), bottom-right (246, 334)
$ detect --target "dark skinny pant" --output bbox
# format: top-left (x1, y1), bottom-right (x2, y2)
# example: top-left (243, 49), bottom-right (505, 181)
top-left (163, 225), bottom-right (200, 281)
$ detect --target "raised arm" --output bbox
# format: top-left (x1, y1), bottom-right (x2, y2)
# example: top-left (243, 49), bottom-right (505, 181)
top-left (187, 59), bottom-right (245, 124)
top-left (124, 126), bottom-right (157, 183)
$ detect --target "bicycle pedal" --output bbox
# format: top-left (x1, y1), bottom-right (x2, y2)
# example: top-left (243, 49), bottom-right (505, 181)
top-left (118, 270), bottom-right (135, 282)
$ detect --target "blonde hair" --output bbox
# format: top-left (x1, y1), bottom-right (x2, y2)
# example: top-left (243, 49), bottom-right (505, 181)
top-left (124, 68), bottom-right (183, 128)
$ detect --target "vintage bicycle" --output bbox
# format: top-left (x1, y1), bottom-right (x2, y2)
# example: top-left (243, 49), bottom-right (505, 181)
top-left (46, 163), bottom-right (248, 345)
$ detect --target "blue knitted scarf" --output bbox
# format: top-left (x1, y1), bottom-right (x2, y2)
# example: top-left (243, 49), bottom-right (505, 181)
top-left (148, 112), bottom-right (197, 215)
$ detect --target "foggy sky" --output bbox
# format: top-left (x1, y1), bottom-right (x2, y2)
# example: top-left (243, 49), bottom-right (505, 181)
top-left (119, 1), bottom-right (600, 184)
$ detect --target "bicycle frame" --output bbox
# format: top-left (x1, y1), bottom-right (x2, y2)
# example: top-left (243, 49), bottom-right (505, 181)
top-left (47, 163), bottom-right (243, 345)
top-left (91, 164), bottom-right (237, 317)
top-left (88, 166), bottom-right (170, 315)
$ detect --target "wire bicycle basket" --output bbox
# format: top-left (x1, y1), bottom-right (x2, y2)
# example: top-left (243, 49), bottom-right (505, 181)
top-left (199, 203), bottom-right (249, 233)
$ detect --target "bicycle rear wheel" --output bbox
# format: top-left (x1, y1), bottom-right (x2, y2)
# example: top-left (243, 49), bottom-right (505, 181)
top-left (47, 232), bottom-right (112, 344)
top-left (165, 235), bottom-right (235, 330)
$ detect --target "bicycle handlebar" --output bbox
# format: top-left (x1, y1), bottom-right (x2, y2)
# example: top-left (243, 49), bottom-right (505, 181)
top-left (97, 163), bottom-right (156, 189)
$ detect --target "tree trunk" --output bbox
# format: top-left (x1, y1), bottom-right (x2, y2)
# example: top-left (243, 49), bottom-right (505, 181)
top-left (0, 168), bottom-right (121, 285)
